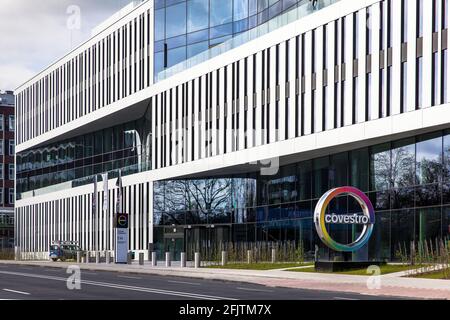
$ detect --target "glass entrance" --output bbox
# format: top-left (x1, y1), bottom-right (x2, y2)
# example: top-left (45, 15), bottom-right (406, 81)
top-left (163, 226), bottom-right (184, 261)
top-left (185, 225), bottom-right (231, 261)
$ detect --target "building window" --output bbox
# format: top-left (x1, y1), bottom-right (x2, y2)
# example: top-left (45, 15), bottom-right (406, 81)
top-left (8, 139), bottom-right (14, 156)
top-left (417, 0), bottom-right (423, 37)
top-left (0, 164), bottom-right (3, 179)
top-left (433, 0), bottom-right (439, 33)
top-left (387, 0), bottom-right (393, 47)
top-left (366, 7), bottom-right (372, 54)
top-left (432, 52), bottom-right (439, 105)
top-left (417, 57), bottom-right (423, 108)
top-left (0, 189), bottom-right (3, 205)
top-left (210, 0), bottom-right (232, 27)
top-left (401, 0), bottom-right (408, 42)
top-left (366, 73), bottom-right (371, 120)
top-left (8, 115), bottom-right (14, 132)
top-left (0, 115), bottom-right (3, 131)
top-left (8, 189), bottom-right (14, 205)
top-left (443, 49), bottom-right (448, 103)
top-left (387, 65), bottom-right (392, 116)
top-left (401, 62), bottom-right (407, 112)
top-left (380, 67), bottom-right (386, 117)
top-left (353, 12), bottom-right (359, 58)
top-left (444, 0), bottom-right (449, 29)
top-left (0, 140), bottom-right (3, 156)
top-left (353, 77), bottom-right (358, 124)
top-left (8, 164), bottom-right (14, 180)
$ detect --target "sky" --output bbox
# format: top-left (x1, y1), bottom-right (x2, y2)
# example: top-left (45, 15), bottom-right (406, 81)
top-left (0, 0), bottom-right (134, 91)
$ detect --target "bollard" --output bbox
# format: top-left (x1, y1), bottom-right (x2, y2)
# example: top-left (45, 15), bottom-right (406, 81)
top-left (127, 252), bottom-right (132, 265)
top-left (81, 256), bottom-right (85, 263)
top-left (271, 248), bottom-right (276, 263)
top-left (96, 251), bottom-right (100, 264)
top-left (221, 251), bottom-right (227, 266)
top-left (85, 252), bottom-right (90, 264)
top-left (180, 252), bottom-right (186, 268)
top-left (76, 251), bottom-right (81, 264)
top-left (194, 252), bottom-right (201, 269)
top-left (151, 252), bottom-right (157, 267)
top-left (106, 251), bottom-right (111, 264)
top-left (247, 250), bottom-right (252, 264)
top-left (139, 253), bottom-right (144, 266)
top-left (165, 252), bottom-right (171, 267)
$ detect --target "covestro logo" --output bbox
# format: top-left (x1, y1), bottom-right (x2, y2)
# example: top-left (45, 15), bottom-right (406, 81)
top-left (314, 187), bottom-right (375, 252)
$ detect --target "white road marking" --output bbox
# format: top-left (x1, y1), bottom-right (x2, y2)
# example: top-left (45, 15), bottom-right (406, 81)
top-left (334, 297), bottom-right (358, 300)
top-left (236, 287), bottom-right (273, 293)
top-left (0, 270), bottom-right (236, 300)
top-left (117, 275), bottom-right (142, 280)
top-left (168, 280), bottom-right (201, 286)
top-left (3, 289), bottom-right (30, 296)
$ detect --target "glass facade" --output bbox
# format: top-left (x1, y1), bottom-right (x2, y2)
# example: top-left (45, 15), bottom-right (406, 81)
top-left (154, 0), bottom-right (310, 77)
top-left (16, 109), bottom-right (152, 199)
top-left (154, 130), bottom-right (450, 261)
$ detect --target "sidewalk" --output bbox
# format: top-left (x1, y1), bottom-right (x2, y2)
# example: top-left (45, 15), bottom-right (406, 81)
top-left (1, 260), bottom-right (449, 299)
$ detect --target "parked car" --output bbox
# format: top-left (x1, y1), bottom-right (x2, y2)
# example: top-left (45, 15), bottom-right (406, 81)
top-left (49, 241), bottom-right (84, 262)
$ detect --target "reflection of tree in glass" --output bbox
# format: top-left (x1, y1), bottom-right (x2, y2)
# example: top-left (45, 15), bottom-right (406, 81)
top-left (371, 149), bottom-right (390, 191)
top-left (416, 158), bottom-right (442, 184)
top-left (187, 179), bottom-right (231, 218)
top-left (153, 181), bottom-right (166, 213)
top-left (391, 146), bottom-right (415, 188)
top-left (443, 146), bottom-right (450, 180)
top-left (372, 146), bottom-right (415, 189)
top-left (155, 179), bottom-right (232, 224)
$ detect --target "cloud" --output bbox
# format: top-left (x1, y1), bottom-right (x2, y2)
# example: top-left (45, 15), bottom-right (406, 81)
top-left (0, 0), bottom-right (134, 90)
top-left (0, 64), bottom-right (36, 91)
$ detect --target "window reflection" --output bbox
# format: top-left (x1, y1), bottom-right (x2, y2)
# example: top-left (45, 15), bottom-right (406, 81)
top-left (17, 117), bottom-right (151, 197)
top-left (187, 0), bottom-right (209, 33)
top-left (154, 0), bottom-right (309, 76)
top-left (370, 143), bottom-right (391, 191)
top-left (392, 138), bottom-right (415, 188)
top-left (166, 3), bottom-right (187, 38)
top-left (234, 0), bottom-right (249, 21)
top-left (155, 9), bottom-right (165, 41)
top-left (152, 130), bottom-right (449, 262)
top-left (210, 0), bottom-right (233, 26)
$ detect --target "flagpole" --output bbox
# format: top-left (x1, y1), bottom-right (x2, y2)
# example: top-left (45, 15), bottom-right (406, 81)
top-left (101, 173), bottom-right (109, 255)
top-left (93, 175), bottom-right (98, 253)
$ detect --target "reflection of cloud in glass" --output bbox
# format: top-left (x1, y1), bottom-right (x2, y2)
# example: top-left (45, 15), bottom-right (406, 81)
top-left (233, 0), bottom-right (249, 21)
top-left (187, 0), bottom-right (209, 32)
top-left (417, 136), bottom-right (441, 161)
top-left (166, 3), bottom-right (187, 38)
top-left (210, 0), bottom-right (232, 26)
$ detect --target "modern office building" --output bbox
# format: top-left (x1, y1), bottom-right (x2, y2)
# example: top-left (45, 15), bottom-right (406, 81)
top-left (14, 0), bottom-right (450, 261)
top-left (0, 91), bottom-right (15, 250)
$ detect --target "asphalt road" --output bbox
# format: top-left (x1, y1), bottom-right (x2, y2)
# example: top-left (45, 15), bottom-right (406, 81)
top-left (0, 264), bottom-right (402, 300)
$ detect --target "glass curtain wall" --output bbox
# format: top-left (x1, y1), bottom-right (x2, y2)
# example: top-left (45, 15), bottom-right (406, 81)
top-left (155, 129), bottom-right (450, 261)
top-left (16, 109), bottom-right (152, 199)
top-left (154, 0), bottom-right (310, 77)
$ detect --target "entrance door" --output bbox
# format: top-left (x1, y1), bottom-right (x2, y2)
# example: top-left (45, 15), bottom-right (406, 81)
top-left (184, 225), bottom-right (231, 261)
top-left (163, 226), bottom-right (184, 261)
